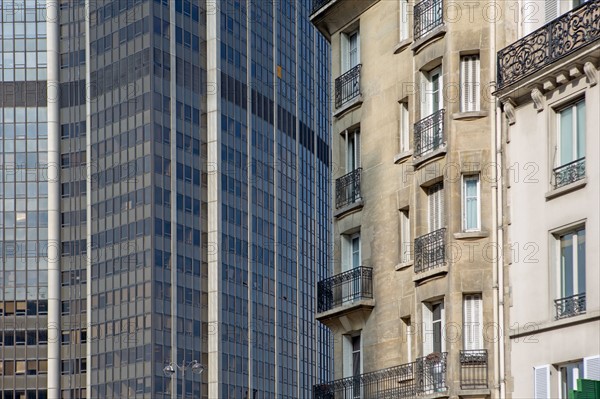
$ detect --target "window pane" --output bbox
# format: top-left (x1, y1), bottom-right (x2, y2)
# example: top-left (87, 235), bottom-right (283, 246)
top-left (560, 233), bottom-right (574, 297)
top-left (560, 107), bottom-right (573, 165)
top-left (577, 229), bottom-right (585, 294)
top-left (576, 101), bottom-right (585, 159)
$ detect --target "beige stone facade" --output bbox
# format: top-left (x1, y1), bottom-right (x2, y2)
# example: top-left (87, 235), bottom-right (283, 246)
top-left (311, 1), bottom-right (514, 398)
top-left (496, 1), bottom-right (600, 398)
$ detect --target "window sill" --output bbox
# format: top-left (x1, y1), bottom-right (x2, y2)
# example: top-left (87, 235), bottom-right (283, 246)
top-left (395, 260), bottom-right (413, 271)
top-left (333, 95), bottom-right (363, 119)
top-left (411, 25), bottom-right (446, 53)
top-left (545, 177), bottom-right (587, 200)
top-left (334, 199), bottom-right (364, 219)
top-left (452, 111), bottom-right (488, 120)
top-left (413, 264), bottom-right (448, 283)
top-left (394, 150), bottom-right (413, 164)
top-left (393, 38), bottom-right (412, 54)
top-left (453, 230), bottom-right (489, 240)
top-left (413, 145), bottom-right (447, 168)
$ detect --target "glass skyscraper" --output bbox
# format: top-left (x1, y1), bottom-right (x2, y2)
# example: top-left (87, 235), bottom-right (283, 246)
top-left (0, 0), bottom-right (331, 398)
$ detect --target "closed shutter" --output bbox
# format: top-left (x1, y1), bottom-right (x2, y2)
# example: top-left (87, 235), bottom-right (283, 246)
top-left (428, 182), bottom-right (444, 232)
top-left (460, 55), bottom-right (480, 112)
top-left (534, 365), bottom-right (551, 399)
top-left (545, 0), bottom-right (559, 22)
top-left (584, 355), bottom-right (600, 380)
top-left (422, 303), bottom-right (433, 355)
top-left (463, 294), bottom-right (483, 350)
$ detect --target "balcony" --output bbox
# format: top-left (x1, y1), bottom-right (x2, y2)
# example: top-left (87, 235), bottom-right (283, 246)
top-left (317, 266), bottom-right (373, 313)
top-left (335, 168), bottom-right (362, 210)
top-left (335, 64), bottom-right (362, 110)
top-left (313, 352), bottom-right (448, 399)
top-left (497, 1), bottom-right (600, 89)
top-left (553, 158), bottom-right (586, 189)
top-left (414, 228), bottom-right (446, 274)
top-left (460, 350), bottom-right (489, 390)
top-left (414, 109), bottom-right (445, 159)
top-left (311, 0), bottom-right (330, 14)
top-left (414, 0), bottom-right (444, 41)
top-left (555, 293), bottom-right (586, 320)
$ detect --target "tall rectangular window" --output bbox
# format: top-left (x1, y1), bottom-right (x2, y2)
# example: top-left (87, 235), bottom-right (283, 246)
top-left (423, 66), bottom-right (443, 117)
top-left (399, 101), bottom-right (410, 152)
top-left (399, 0), bottom-right (410, 41)
top-left (463, 294), bottom-right (483, 350)
top-left (423, 301), bottom-right (444, 355)
top-left (344, 129), bottom-right (361, 172)
top-left (460, 55), bottom-right (480, 112)
top-left (558, 227), bottom-right (585, 299)
top-left (557, 99), bottom-right (586, 168)
top-left (400, 209), bottom-right (412, 262)
top-left (462, 175), bottom-right (480, 232)
top-left (559, 361), bottom-right (583, 398)
top-left (428, 182), bottom-right (444, 232)
top-left (341, 30), bottom-right (360, 72)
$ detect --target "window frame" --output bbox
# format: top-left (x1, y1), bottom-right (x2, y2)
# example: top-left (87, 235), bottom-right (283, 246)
top-left (399, 0), bottom-right (410, 41)
top-left (400, 208), bottom-right (412, 263)
top-left (399, 100), bottom-right (410, 153)
top-left (555, 98), bottom-right (586, 169)
top-left (460, 54), bottom-right (481, 112)
top-left (462, 174), bottom-right (481, 232)
top-left (554, 225), bottom-right (586, 300)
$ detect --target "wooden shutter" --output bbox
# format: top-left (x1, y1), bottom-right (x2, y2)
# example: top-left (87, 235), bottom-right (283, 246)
top-left (428, 182), bottom-right (444, 231)
top-left (422, 303), bottom-right (433, 355)
top-left (463, 294), bottom-right (483, 350)
top-left (584, 355), bottom-right (600, 380)
top-left (534, 365), bottom-right (551, 399)
top-left (461, 55), bottom-right (480, 112)
top-left (545, 0), bottom-right (559, 22)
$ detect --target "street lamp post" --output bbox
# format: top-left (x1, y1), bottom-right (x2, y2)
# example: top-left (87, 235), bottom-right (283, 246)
top-left (163, 360), bottom-right (205, 399)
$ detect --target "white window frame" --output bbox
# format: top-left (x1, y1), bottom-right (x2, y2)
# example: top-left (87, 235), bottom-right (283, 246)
top-left (558, 361), bottom-right (583, 399)
top-left (402, 317), bottom-right (413, 362)
top-left (342, 232), bottom-right (361, 272)
top-left (422, 300), bottom-right (445, 355)
top-left (344, 128), bottom-right (361, 173)
top-left (555, 99), bottom-right (586, 169)
top-left (399, 0), bottom-right (410, 41)
top-left (460, 55), bottom-right (480, 112)
top-left (463, 294), bottom-right (483, 350)
top-left (400, 209), bottom-right (412, 263)
top-left (427, 182), bottom-right (444, 232)
top-left (422, 66), bottom-right (443, 118)
top-left (343, 333), bottom-right (363, 397)
top-left (341, 30), bottom-right (360, 73)
top-left (399, 101), bottom-right (410, 152)
top-left (462, 174), bottom-right (481, 232)
top-left (554, 226), bottom-right (585, 300)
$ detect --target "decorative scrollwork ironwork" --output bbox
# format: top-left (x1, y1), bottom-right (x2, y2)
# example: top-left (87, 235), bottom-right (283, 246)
top-left (335, 167), bottom-right (362, 209)
top-left (335, 64), bottom-right (362, 109)
top-left (414, 228), bottom-right (446, 274)
top-left (317, 266), bottom-right (373, 313)
top-left (414, 109), bottom-right (445, 158)
top-left (555, 293), bottom-right (586, 320)
top-left (498, 1), bottom-right (600, 89)
top-left (414, 0), bottom-right (444, 40)
top-left (313, 353), bottom-right (447, 399)
top-left (553, 158), bottom-right (585, 189)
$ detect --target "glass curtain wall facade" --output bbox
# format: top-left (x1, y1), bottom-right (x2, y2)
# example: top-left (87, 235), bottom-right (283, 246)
top-left (212, 0), bottom-right (331, 397)
top-left (1, 1), bottom-right (331, 398)
top-left (0, 1), bottom-right (50, 399)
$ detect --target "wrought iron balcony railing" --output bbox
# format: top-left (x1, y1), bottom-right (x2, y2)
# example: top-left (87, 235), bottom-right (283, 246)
top-left (553, 158), bottom-right (586, 189)
top-left (313, 352), bottom-right (448, 399)
top-left (414, 228), bottom-right (446, 274)
top-left (497, 1), bottom-right (600, 89)
top-left (460, 350), bottom-right (489, 390)
top-left (335, 168), bottom-right (362, 209)
top-left (414, 0), bottom-right (444, 40)
top-left (311, 0), bottom-right (330, 15)
top-left (335, 64), bottom-right (362, 109)
top-left (317, 266), bottom-right (373, 313)
top-left (414, 109), bottom-right (445, 158)
top-left (555, 293), bottom-right (586, 320)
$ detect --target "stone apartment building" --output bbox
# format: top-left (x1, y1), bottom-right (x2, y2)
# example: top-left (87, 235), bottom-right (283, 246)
top-left (309, 0), bottom-right (513, 398)
top-left (496, 0), bottom-right (600, 398)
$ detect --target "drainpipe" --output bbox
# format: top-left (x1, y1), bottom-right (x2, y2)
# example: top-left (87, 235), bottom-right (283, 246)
top-left (490, 1), bottom-right (506, 397)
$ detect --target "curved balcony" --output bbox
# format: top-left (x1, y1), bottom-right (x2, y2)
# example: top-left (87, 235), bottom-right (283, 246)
top-left (414, 109), bottom-right (445, 159)
top-left (497, 1), bottom-right (600, 89)
top-left (414, 228), bottom-right (447, 275)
